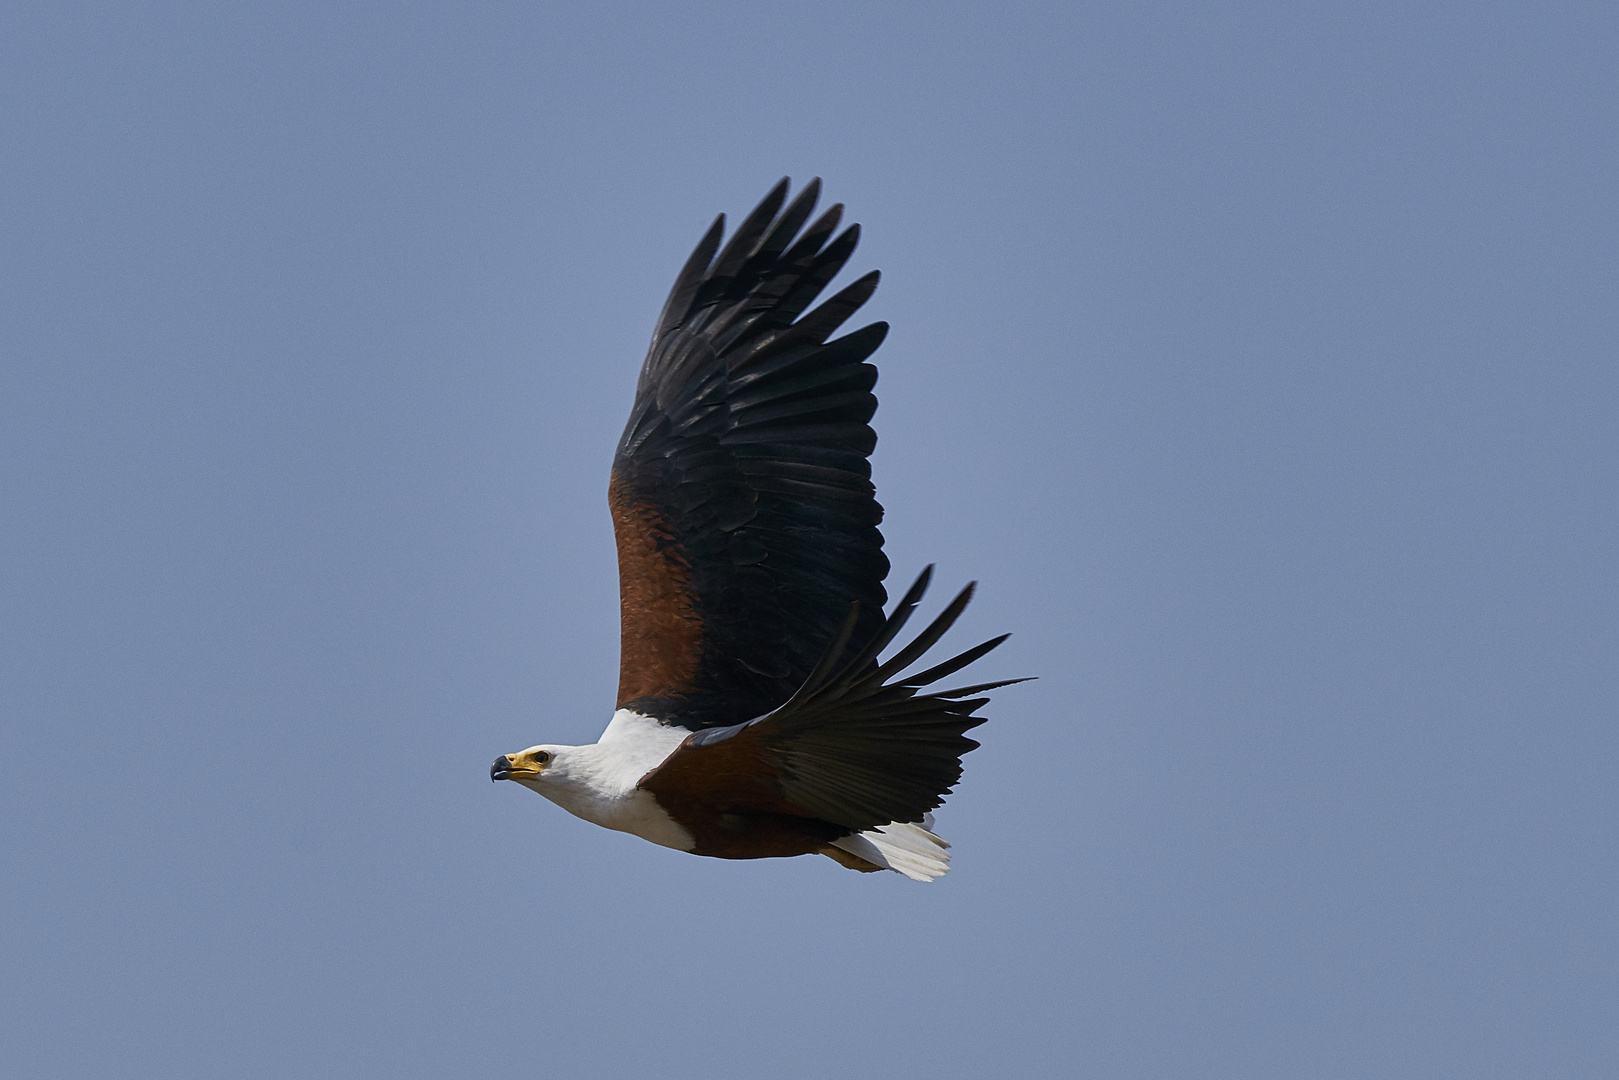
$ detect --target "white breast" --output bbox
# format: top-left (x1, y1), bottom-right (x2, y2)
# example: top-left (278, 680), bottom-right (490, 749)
top-left (516, 710), bottom-right (696, 851)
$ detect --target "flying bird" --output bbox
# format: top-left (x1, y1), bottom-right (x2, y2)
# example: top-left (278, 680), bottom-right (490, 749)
top-left (491, 178), bottom-right (1024, 880)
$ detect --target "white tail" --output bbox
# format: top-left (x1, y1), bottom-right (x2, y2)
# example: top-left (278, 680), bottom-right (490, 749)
top-left (828, 814), bottom-right (951, 881)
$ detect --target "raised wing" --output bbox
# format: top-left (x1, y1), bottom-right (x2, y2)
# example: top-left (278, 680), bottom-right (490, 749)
top-left (611, 178), bottom-right (891, 731)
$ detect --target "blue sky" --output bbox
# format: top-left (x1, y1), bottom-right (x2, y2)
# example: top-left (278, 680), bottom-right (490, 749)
top-left (3, 2), bottom-right (1614, 1077)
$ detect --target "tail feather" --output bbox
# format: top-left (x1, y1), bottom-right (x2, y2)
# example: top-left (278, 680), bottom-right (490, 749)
top-left (827, 814), bottom-right (951, 882)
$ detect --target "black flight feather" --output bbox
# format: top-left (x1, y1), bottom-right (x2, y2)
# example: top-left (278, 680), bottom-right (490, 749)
top-left (613, 179), bottom-right (891, 729)
top-left (669, 568), bottom-right (1028, 832)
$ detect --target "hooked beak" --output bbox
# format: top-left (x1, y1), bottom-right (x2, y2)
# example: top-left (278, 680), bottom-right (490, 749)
top-left (491, 749), bottom-right (547, 782)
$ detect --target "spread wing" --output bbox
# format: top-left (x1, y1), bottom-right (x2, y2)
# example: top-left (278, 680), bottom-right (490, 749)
top-left (611, 178), bottom-right (890, 731)
top-left (638, 568), bottom-right (1029, 832)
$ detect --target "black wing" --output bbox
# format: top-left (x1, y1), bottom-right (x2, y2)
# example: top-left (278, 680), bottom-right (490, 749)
top-left (639, 567), bottom-right (1030, 831)
top-left (611, 178), bottom-right (890, 730)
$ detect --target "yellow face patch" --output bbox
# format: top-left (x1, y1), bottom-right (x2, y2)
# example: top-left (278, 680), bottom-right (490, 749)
top-left (501, 747), bottom-right (553, 778)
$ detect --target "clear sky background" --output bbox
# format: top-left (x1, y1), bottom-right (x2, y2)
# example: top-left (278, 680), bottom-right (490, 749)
top-left (3, 2), bottom-right (1614, 1077)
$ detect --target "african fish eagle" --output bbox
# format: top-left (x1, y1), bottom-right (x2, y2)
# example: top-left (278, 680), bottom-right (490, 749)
top-left (491, 179), bottom-right (1024, 880)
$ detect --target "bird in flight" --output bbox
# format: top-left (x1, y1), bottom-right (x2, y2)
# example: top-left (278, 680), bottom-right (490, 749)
top-left (491, 179), bottom-right (1024, 880)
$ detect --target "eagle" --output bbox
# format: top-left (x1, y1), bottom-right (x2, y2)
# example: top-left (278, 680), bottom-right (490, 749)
top-left (491, 179), bottom-right (1024, 880)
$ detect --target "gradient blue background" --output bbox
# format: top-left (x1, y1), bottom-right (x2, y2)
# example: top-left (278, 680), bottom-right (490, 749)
top-left (3, 2), bottom-right (1614, 1077)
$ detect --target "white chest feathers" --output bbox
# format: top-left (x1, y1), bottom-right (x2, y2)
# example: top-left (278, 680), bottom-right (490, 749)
top-left (514, 710), bottom-right (695, 851)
